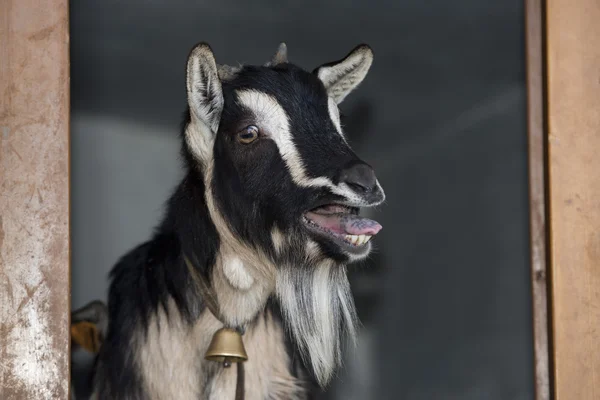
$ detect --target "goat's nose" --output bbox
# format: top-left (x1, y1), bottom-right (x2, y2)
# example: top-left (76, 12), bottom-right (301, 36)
top-left (340, 163), bottom-right (377, 193)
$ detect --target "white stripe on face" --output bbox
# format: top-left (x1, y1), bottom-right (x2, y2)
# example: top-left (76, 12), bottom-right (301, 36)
top-left (235, 89), bottom-right (383, 205)
top-left (327, 97), bottom-right (344, 138)
top-left (185, 120), bottom-right (214, 165)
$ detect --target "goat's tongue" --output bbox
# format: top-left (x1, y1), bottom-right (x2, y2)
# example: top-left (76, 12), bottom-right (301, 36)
top-left (305, 212), bottom-right (382, 235)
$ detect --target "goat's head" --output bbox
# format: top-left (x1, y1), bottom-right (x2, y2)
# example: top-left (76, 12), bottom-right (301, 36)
top-left (183, 42), bottom-right (385, 386)
top-left (184, 43), bottom-right (384, 264)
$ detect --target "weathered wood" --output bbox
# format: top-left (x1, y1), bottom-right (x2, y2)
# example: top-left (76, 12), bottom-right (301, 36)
top-left (0, 0), bottom-right (71, 398)
top-left (525, 0), bottom-right (550, 399)
top-left (546, 0), bottom-right (600, 398)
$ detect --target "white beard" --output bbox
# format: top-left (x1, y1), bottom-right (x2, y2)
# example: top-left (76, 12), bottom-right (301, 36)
top-left (275, 261), bottom-right (358, 387)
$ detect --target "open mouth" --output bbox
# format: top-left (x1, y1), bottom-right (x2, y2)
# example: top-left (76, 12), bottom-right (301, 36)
top-left (302, 204), bottom-right (382, 250)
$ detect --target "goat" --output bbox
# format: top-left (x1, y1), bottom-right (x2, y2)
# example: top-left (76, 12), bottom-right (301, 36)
top-left (93, 42), bottom-right (385, 399)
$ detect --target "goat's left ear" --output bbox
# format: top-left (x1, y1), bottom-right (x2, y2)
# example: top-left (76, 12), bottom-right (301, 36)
top-left (314, 44), bottom-right (373, 104)
top-left (71, 321), bottom-right (102, 353)
top-left (71, 300), bottom-right (108, 354)
top-left (186, 43), bottom-right (224, 133)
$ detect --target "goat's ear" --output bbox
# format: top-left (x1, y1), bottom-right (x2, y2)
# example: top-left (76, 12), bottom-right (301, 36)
top-left (71, 300), bottom-right (108, 354)
top-left (71, 321), bottom-right (102, 353)
top-left (314, 44), bottom-right (373, 104)
top-left (186, 43), bottom-right (224, 133)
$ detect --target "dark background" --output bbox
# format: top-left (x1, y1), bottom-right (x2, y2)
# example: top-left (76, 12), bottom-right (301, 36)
top-left (70, 1), bottom-right (533, 399)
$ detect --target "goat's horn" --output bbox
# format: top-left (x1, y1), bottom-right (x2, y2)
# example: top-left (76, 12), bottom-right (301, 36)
top-left (217, 64), bottom-right (240, 81)
top-left (268, 42), bottom-right (288, 66)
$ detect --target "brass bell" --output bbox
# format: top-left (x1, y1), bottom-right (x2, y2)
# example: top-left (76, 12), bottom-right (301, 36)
top-left (205, 327), bottom-right (248, 364)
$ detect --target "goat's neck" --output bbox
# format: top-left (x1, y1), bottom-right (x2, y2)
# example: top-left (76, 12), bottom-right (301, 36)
top-left (211, 248), bottom-right (276, 328)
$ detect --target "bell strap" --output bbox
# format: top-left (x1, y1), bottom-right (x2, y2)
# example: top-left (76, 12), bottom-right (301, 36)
top-left (235, 363), bottom-right (245, 400)
top-left (183, 254), bottom-right (246, 400)
top-left (183, 254), bottom-right (221, 320)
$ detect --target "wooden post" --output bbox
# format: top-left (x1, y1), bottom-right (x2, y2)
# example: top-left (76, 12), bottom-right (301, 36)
top-left (0, 0), bottom-right (71, 398)
top-left (525, 0), bottom-right (550, 399)
top-left (546, 0), bottom-right (600, 398)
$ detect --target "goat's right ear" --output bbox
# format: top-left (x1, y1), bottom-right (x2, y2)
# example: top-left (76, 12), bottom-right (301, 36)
top-left (186, 43), bottom-right (224, 134)
top-left (314, 44), bottom-right (373, 105)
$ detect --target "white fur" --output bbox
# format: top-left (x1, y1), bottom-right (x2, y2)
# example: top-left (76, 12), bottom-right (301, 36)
top-left (222, 256), bottom-right (255, 290)
top-left (276, 262), bottom-right (358, 386)
top-left (305, 239), bottom-right (320, 261)
top-left (211, 248), bottom-right (275, 328)
top-left (327, 97), bottom-right (344, 138)
top-left (138, 301), bottom-right (306, 399)
top-left (205, 310), bottom-right (308, 400)
top-left (138, 300), bottom-right (216, 399)
top-left (271, 226), bottom-right (286, 255)
top-left (311, 266), bottom-right (339, 363)
top-left (185, 121), bottom-right (215, 166)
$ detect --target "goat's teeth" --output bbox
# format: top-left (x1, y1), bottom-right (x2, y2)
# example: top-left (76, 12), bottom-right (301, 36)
top-left (345, 234), bottom-right (373, 245)
top-left (356, 235), bottom-right (365, 245)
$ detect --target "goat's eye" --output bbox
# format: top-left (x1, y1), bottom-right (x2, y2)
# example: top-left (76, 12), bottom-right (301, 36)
top-left (237, 125), bottom-right (259, 144)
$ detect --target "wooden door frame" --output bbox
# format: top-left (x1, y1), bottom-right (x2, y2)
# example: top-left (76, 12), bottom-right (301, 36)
top-left (525, 0), bottom-right (551, 399)
top-left (527, 0), bottom-right (600, 399)
top-left (0, 0), bottom-right (71, 398)
top-left (543, 0), bottom-right (600, 398)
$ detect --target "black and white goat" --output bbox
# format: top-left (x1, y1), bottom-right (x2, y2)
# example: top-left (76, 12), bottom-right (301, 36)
top-left (94, 42), bottom-right (385, 399)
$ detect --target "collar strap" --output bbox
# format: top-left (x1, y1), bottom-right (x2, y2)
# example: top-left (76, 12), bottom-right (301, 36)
top-left (183, 254), bottom-right (222, 321)
top-left (183, 253), bottom-right (247, 335)
top-left (183, 254), bottom-right (247, 400)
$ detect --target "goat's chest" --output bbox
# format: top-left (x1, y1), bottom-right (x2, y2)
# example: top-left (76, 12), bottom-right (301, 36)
top-left (139, 306), bottom-right (307, 400)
